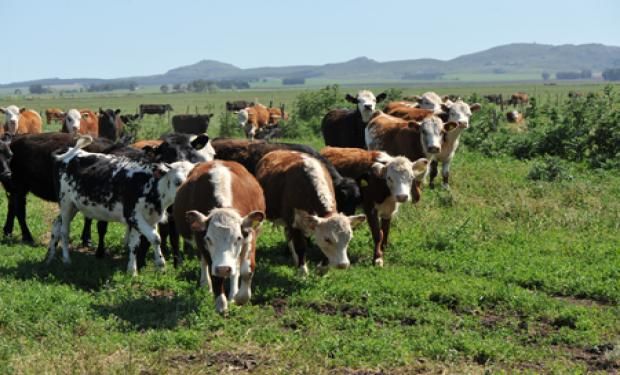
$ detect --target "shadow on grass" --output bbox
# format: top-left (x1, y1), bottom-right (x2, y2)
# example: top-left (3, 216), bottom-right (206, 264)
top-left (0, 246), bottom-right (124, 291)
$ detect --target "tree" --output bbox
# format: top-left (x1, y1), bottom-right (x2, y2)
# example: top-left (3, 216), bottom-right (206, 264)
top-left (29, 84), bottom-right (50, 94)
top-left (542, 72), bottom-right (550, 81)
top-left (160, 84), bottom-right (169, 94)
top-left (13, 89), bottom-right (22, 95)
top-left (172, 83), bottom-right (182, 92)
top-left (602, 68), bottom-right (620, 81)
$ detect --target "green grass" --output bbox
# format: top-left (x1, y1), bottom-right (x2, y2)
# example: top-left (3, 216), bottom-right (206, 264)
top-left (0, 85), bottom-right (619, 373)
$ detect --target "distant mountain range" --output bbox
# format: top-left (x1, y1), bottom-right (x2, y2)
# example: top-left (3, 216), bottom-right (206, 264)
top-left (3, 43), bottom-right (620, 88)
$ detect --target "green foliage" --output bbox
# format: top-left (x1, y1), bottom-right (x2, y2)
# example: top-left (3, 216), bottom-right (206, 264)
top-left (217, 110), bottom-right (242, 137)
top-left (381, 87), bottom-right (404, 102)
top-left (463, 85), bottom-right (620, 169)
top-left (527, 155), bottom-right (573, 182)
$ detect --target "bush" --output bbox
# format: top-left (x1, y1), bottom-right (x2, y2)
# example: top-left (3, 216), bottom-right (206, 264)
top-left (218, 111), bottom-right (243, 138)
top-left (527, 156), bottom-right (573, 182)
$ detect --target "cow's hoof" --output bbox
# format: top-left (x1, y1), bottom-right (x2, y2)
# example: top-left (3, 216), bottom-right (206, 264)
top-left (442, 183), bottom-right (451, 190)
top-left (23, 239), bottom-right (36, 247)
top-left (374, 258), bottom-right (384, 267)
top-left (62, 258), bottom-right (72, 265)
top-left (297, 264), bottom-right (309, 277)
top-left (81, 240), bottom-right (93, 248)
top-left (234, 291), bottom-right (250, 306)
top-left (215, 295), bottom-right (228, 315)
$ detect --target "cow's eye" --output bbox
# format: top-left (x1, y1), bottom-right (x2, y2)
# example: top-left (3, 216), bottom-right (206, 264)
top-left (206, 237), bottom-right (213, 245)
top-left (324, 237), bottom-right (332, 244)
top-left (237, 236), bottom-right (243, 242)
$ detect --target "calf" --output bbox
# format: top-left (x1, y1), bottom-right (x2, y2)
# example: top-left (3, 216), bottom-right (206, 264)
top-left (321, 90), bottom-right (387, 148)
top-left (211, 138), bottom-right (361, 215)
top-left (1, 105), bottom-right (43, 135)
top-left (61, 109), bottom-right (99, 137)
top-left (256, 150), bottom-right (365, 275)
top-left (171, 114), bottom-right (213, 135)
top-left (174, 161), bottom-right (265, 313)
top-left (406, 92), bottom-right (446, 114)
top-left (98, 108), bottom-right (123, 141)
top-left (47, 136), bottom-right (189, 275)
top-left (45, 108), bottom-right (65, 124)
top-left (321, 147), bottom-right (428, 266)
top-left (237, 104), bottom-right (286, 140)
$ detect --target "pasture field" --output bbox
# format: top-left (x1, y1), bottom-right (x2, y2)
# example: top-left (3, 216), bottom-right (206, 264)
top-left (0, 83), bottom-right (619, 374)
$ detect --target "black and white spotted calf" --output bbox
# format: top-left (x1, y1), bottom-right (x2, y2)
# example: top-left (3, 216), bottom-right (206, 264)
top-left (47, 136), bottom-right (190, 275)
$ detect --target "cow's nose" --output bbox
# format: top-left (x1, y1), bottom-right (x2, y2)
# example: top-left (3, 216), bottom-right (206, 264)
top-left (458, 121), bottom-right (468, 128)
top-left (427, 146), bottom-right (440, 154)
top-left (396, 194), bottom-right (408, 203)
top-left (364, 104), bottom-right (373, 110)
top-left (336, 262), bottom-right (350, 270)
top-left (215, 266), bottom-right (231, 277)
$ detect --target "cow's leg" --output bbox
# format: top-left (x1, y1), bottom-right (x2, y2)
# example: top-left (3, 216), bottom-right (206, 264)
top-left (364, 204), bottom-right (383, 267)
top-left (287, 227), bottom-right (308, 276)
top-left (59, 204), bottom-right (78, 265)
top-left (159, 222), bottom-right (170, 258)
top-left (136, 235), bottom-right (149, 269)
top-left (168, 219), bottom-right (182, 268)
top-left (95, 221), bottom-right (108, 258)
top-left (14, 192), bottom-right (34, 244)
top-left (441, 158), bottom-right (452, 189)
top-left (46, 216), bottom-right (62, 264)
top-left (429, 159), bottom-right (439, 189)
top-left (228, 270), bottom-right (240, 303)
top-left (126, 227), bottom-right (140, 276)
top-left (135, 215), bottom-right (165, 269)
top-left (212, 275), bottom-right (228, 314)
top-left (380, 218), bottom-right (392, 251)
top-left (235, 233), bottom-right (256, 305)
top-left (81, 217), bottom-right (93, 248)
top-left (3, 192), bottom-right (15, 237)
top-left (199, 255), bottom-right (213, 292)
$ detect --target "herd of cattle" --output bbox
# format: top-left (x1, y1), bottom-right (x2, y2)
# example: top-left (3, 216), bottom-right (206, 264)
top-left (0, 88), bottom-right (525, 313)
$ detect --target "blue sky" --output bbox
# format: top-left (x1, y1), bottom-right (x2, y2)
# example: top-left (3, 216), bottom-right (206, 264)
top-left (2, 0), bottom-right (619, 84)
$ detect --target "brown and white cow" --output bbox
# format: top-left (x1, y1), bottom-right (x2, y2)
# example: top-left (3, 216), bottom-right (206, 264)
top-left (256, 150), bottom-right (365, 276)
top-left (45, 108), bottom-right (65, 124)
top-left (384, 104), bottom-right (435, 122)
top-left (0, 105), bottom-right (43, 135)
top-left (321, 90), bottom-right (387, 148)
top-left (174, 160), bottom-right (265, 314)
top-left (506, 110), bottom-right (524, 123)
top-left (61, 109), bottom-right (99, 137)
top-left (238, 104), bottom-right (287, 140)
top-left (406, 92), bottom-right (447, 114)
top-left (509, 92), bottom-right (529, 106)
top-left (321, 147), bottom-right (428, 266)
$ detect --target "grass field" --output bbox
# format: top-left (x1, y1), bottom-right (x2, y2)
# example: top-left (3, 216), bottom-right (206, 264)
top-left (0, 84), bottom-right (619, 374)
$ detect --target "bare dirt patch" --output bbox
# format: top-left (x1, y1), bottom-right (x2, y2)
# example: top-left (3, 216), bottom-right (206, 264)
top-left (168, 351), bottom-right (259, 372)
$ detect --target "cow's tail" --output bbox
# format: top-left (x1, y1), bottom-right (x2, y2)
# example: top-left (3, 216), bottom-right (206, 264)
top-left (55, 135), bottom-right (93, 162)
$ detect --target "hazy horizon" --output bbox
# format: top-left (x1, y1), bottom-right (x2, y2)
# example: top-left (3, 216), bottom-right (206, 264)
top-left (3, 0), bottom-right (619, 84)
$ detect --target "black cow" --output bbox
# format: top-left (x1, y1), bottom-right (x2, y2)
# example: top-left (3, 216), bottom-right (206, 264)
top-left (483, 94), bottom-right (503, 105)
top-left (171, 114), bottom-right (213, 135)
top-left (211, 138), bottom-right (361, 215)
top-left (98, 108), bottom-right (122, 141)
top-left (321, 90), bottom-right (387, 149)
top-left (225, 100), bottom-right (253, 112)
top-left (139, 104), bottom-right (174, 118)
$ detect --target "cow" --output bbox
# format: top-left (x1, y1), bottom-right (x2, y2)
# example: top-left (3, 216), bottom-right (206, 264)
top-left (237, 104), bottom-right (287, 140)
top-left (45, 108), bottom-right (65, 124)
top-left (0, 135), bottom-right (12, 188)
top-left (384, 104), bottom-right (435, 122)
top-left (509, 92), bottom-right (529, 106)
top-left (3, 132), bottom-right (212, 251)
top-left (139, 104), bottom-right (174, 118)
top-left (483, 94), bottom-right (503, 105)
top-left (321, 90), bottom-right (387, 148)
top-left (61, 109), bottom-right (99, 137)
top-left (171, 114), bottom-right (213, 135)
top-left (321, 147), bottom-right (428, 266)
top-left (506, 110), bottom-right (524, 123)
top-left (47, 135), bottom-right (190, 276)
top-left (405, 92), bottom-right (446, 114)
top-left (173, 160), bottom-right (265, 313)
top-left (98, 108), bottom-right (123, 141)
top-left (0, 105), bottom-right (43, 135)
top-left (256, 150), bottom-right (366, 276)
top-left (211, 138), bottom-right (361, 215)
top-left (226, 100), bottom-right (254, 112)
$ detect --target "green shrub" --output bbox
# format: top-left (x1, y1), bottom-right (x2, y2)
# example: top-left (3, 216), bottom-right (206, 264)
top-left (218, 111), bottom-right (243, 138)
top-left (527, 156), bottom-right (573, 182)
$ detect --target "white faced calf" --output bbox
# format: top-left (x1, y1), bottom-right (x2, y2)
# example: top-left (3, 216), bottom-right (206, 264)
top-left (346, 90), bottom-right (387, 123)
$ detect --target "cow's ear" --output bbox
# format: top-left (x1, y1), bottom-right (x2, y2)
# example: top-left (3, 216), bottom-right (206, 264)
top-left (375, 92), bottom-right (387, 103)
top-left (441, 103), bottom-right (452, 113)
top-left (407, 121), bottom-right (421, 131)
top-left (99, 107), bottom-right (104, 114)
top-left (470, 103), bottom-right (482, 112)
top-left (241, 211), bottom-right (265, 234)
top-left (411, 95), bottom-right (422, 103)
top-left (294, 209), bottom-right (320, 232)
top-left (411, 158), bottom-right (429, 179)
top-left (115, 109), bottom-right (121, 115)
top-left (191, 134), bottom-right (209, 150)
top-left (143, 145), bottom-right (157, 159)
top-left (345, 94), bottom-right (358, 104)
top-left (19, 108), bottom-right (27, 113)
top-left (0, 107), bottom-right (5, 114)
top-left (348, 214), bottom-right (366, 229)
top-left (207, 113), bottom-right (214, 119)
top-left (371, 162), bottom-right (387, 178)
top-left (186, 210), bottom-right (208, 232)
top-left (443, 121), bottom-right (459, 132)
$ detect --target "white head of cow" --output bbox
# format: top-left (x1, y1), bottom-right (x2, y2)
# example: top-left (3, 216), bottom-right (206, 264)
top-left (0, 105), bottom-right (21, 134)
top-left (63, 109), bottom-right (82, 134)
top-left (346, 90), bottom-right (387, 123)
top-left (409, 116), bottom-right (459, 155)
top-left (371, 155), bottom-right (428, 203)
top-left (441, 100), bottom-right (481, 129)
top-left (155, 162), bottom-right (191, 210)
top-left (294, 209), bottom-right (365, 269)
top-left (186, 208), bottom-right (264, 278)
top-left (412, 92), bottom-right (444, 114)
